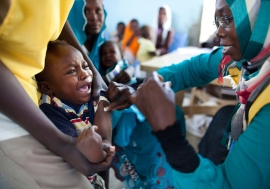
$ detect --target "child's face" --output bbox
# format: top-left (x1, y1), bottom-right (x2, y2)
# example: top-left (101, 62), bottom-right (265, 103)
top-left (84, 0), bottom-right (104, 35)
top-left (117, 24), bottom-right (125, 36)
top-left (46, 46), bottom-right (93, 105)
top-left (100, 43), bottom-right (122, 68)
top-left (130, 21), bottom-right (138, 32)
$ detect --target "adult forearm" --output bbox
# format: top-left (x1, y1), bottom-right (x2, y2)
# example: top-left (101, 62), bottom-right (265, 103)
top-left (153, 120), bottom-right (200, 173)
top-left (0, 61), bottom-right (98, 175)
top-left (158, 48), bottom-right (222, 92)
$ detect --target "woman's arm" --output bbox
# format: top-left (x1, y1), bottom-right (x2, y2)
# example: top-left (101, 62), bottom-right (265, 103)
top-left (157, 47), bottom-right (223, 93)
top-left (105, 48), bottom-right (223, 111)
top-left (58, 21), bottom-right (107, 105)
top-left (172, 104), bottom-right (270, 189)
top-left (130, 73), bottom-right (270, 188)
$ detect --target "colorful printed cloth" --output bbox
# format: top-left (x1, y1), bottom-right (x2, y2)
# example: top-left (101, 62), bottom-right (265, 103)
top-left (39, 94), bottom-right (110, 188)
top-left (219, 0), bottom-right (270, 149)
top-left (111, 105), bottom-right (185, 189)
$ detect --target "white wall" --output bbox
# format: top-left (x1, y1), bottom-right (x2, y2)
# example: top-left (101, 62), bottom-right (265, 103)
top-left (103, 0), bottom-right (204, 46)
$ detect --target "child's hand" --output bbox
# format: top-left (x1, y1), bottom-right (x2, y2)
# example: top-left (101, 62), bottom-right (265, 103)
top-left (114, 66), bottom-right (134, 84)
top-left (102, 143), bottom-right (115, 156)
top-left (76, 126), bottom-right (107, 163)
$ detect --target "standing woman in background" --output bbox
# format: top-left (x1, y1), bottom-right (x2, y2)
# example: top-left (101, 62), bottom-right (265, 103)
top-left (152, 5), bottom-right (174, 56)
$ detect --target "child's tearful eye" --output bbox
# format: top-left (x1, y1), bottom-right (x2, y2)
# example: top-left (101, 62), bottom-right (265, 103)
top-left (83, 64), bottom-right (89, 69)
top-left (67, 69), bottom-right (76, 74)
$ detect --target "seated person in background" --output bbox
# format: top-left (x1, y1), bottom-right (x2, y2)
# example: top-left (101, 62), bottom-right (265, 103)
top-left (121, 19), bottom-right (140, 64)
top-left (151, 5), bottom-right (174, 56)
top-left (36, 40), bottom-right (114, 188)
top-left (136, 25), bottom-right (156, 63)
top-left (99, 41), bottom-right (135, 85)
top-left (111, 22), bottom-right (126, 43)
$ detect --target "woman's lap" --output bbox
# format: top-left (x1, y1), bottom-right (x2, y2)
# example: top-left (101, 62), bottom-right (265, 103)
top-left (0, 113), bottom-right (93, 189)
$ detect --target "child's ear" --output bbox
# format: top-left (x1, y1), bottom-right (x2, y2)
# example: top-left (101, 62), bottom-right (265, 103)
top-left (37, 82), bottom-right (53, 95)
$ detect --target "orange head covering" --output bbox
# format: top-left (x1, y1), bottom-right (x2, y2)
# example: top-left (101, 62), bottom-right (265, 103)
top-left (121, 22), bottom-right (140, 57)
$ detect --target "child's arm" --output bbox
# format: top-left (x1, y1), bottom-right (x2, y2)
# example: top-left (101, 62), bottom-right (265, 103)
top-left (40, 103), bottom-right (112, 164)
top-left (58, 21), bottom-right (107, 105)
top-left (76, 99), bottom-right (113, 163)
top-left (93, 100), bottom-right (112, 146)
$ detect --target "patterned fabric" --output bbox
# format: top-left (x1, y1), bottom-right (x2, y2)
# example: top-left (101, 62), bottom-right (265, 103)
top-left (39, 94), bottom-right (109, 188)
top-left (40, 94), bottom-right (94, 134)
top-left (220, 0), bottom-right (270, 148)
top-left (39, 94), bottom-right (109, 134)
top-left (111, 105), bottom-right (185, 189)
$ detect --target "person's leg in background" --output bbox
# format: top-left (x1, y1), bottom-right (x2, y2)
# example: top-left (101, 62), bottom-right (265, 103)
top-left (198, 105), bottom-right (235, 165)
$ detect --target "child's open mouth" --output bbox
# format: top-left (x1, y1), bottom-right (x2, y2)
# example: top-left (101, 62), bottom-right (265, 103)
top-left (78, 83), bottom-right (91, 93)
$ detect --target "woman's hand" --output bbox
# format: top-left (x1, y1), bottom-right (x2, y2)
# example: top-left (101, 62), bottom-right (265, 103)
top-left (104, 82), bottom-right (135, 111)
top-left (129, 72), bottom-right (176, 131)
top-left (76, 126), bottom-right (107, 163)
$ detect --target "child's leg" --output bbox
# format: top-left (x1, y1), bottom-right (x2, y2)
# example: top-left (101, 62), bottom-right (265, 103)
top-left (0, 113), bottom-right (93, 189)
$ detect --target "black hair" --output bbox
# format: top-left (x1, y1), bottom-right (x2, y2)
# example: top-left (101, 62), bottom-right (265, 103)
top-left (35, 40), bottom-right (69, 82)
top-left (130, 19), bottom-right (139, 25)
top-left (140, 25), bottom-right (152, 39)
top-left (117, 22), bottom-right (125, 28)
top-left (99, 41), bottom-right (123, 59)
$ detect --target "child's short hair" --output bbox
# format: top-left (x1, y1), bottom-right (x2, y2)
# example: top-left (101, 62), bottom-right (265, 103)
top-left (35, 40), bottom-right (69, 82)
top-left (117, 22), bottom-right (125, 28)
top-left (99, 41), bottom-right (124, 58)
top-left (46, 40), bottom-right (69, 57)
top-left (140, 25), bottom-right (152, 39)
top-left (130, 19), bottom-right (138, 25)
